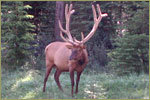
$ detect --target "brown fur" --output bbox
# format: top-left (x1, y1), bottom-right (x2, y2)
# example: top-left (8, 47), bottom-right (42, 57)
top-left (43, 41), bottom-right (88, 96)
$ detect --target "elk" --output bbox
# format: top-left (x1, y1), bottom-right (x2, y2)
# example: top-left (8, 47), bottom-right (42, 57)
top-left (43, 4), bottom-right (107, 96)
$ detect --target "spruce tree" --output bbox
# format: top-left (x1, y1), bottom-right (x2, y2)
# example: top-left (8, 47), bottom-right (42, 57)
top-left (2, 1), bottom-right (35, 67)
top-left (109, 34), bottom-right (149, 74)
top-left (108, 1), bottom-right (149, 74)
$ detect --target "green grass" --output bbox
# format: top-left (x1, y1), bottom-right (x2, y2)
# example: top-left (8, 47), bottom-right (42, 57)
top-left (2, 68), bottom-right (149, 99)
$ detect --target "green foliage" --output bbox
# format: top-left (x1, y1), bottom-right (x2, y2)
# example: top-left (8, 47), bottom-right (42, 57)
top-left (25, 1), bottom-right (56, 51)
top-left (109, 34), bottom-right (149, 74)
top-left (2, 69), bottom-right (149, 99)
top-left (1, 2), bottom-right (35, 67)
top-left (126, 2), bottom-right (149, 35)
top-left (108, 1), bottom-right (149, 75)
top-left (23, 2), bottom-right (56, 68)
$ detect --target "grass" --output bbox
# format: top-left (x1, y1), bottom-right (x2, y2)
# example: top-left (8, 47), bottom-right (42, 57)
top-left (2, 68), bottom-right (149, 99)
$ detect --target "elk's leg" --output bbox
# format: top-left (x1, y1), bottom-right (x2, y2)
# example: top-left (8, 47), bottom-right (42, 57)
top-left (54, 69), bottom-right (63, 91)
top-left (43, 62), bottom-right (53, 92)
top-left (75, 71), bottom-right (82, 94)
top-left (69, 68), bottom-right (75, 97)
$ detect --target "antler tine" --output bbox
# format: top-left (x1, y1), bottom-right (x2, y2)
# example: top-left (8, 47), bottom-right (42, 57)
top-left (92, 5), bottom-right (97, 22)
top-left (59, 4), bottom-right (75, 43)
top-left (65, 4), bottom-right (69, 31)
top-left (60, 32), bottom-right (76, 45)
top-left (58, 20), bottom-right (67, 33)
top-left (79, 4), bottom-right (107, 44)
top-left (97, 4), bottom-right (102, 19)
top-left (74, 37), bottom-right (80, 44)
top-left (81, 32), bottom-right (84, 40)
top-left (60, 31), bottom-right (68, 42)
top-left (65, 4), bottom-right (68, 19)
top-left (69, 4), bottom-right (73, 12)
top-left (65, 4), bottom-right (74, 41)
top-left (73, 32), bottom-right (84, 44)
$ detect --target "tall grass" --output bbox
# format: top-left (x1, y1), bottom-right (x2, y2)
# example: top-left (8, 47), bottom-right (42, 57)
top-left (2, 68), bottom-right (149, 99)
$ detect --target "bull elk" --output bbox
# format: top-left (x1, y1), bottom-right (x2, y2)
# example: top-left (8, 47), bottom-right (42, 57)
top-left (43, 4), bottom-right (107, 96)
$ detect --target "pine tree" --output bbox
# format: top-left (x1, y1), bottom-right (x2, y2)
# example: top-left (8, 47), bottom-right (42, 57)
top-left (2, 1), bottom-right (35, 67)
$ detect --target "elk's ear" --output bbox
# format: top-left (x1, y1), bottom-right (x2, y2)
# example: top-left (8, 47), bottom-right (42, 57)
top-left (66, 45), bottom-right (73, 49)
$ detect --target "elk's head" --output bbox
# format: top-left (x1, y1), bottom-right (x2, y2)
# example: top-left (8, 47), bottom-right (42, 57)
top-left (58, 4), bottom-right (107, 61)
top-left (66, 43), bottom-right (86, 60)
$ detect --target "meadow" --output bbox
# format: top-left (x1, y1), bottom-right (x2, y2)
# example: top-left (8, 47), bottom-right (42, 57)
top-left (2, 68), bottom-right (149, 99)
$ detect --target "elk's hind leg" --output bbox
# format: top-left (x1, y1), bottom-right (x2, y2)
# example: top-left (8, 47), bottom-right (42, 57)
top-left (43, 61), bottom-right (53, 92)
top-left (54, 69), bottom-right (63, 91)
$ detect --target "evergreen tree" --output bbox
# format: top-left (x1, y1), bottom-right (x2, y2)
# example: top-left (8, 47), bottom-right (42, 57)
top-left (1, 1), bottom-right (35, 67)
top-left (109, 34), bottom-right (149, 74)
top-left (126, 1), bottom-right (149, 35)
top-left (23, 1), bottom-right (56, 68)
top-left (108, 1), bottom-right (149, 74)
top-left (24, 1), bottom-right (56, 57)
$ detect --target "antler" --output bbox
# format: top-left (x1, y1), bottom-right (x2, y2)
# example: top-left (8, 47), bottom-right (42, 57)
top-left (58, 4), bottom-right (75, 44)
top-left (78, 4), bottom-right (107, 44)
top-left (59, 4), bottom-right (107, 45)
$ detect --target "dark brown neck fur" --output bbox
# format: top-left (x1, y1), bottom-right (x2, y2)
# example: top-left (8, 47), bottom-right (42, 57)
top-left (77, 52), bottom-right (85, 66)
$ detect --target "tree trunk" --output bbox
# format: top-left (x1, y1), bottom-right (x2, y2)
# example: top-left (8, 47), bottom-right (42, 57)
top-left (54, 1), bottom-right (64, 41)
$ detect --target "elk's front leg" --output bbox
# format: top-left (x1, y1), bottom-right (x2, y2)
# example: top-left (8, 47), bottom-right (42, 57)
top-left (75, 71), bottom-right (82, 94)
top-left (69, 67), bottom-right (75, 97)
